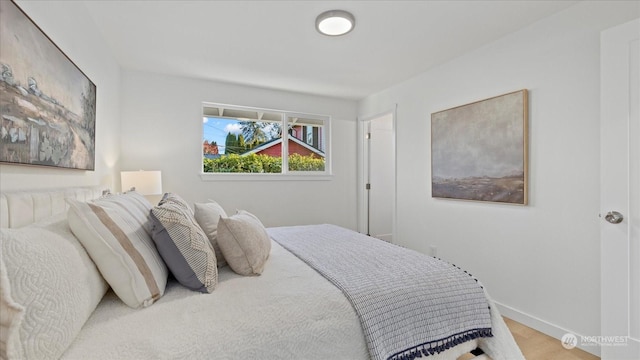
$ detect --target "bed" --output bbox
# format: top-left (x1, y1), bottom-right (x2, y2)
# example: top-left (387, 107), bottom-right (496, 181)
top-left (0, 187), bottom-right (524, 360)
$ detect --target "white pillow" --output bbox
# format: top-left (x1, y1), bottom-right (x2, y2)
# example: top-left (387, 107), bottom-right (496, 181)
top-left (194, 201), bottom-right (228, 267)
top-left (67, 192), bottom-right (168, 308)
top-left (0, 215), bottom-right (109, 360)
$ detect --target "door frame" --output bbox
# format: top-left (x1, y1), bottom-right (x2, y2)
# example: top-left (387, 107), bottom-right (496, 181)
top-left (600, 18), bottom-right (640, 360)
top-left (357, 107), bottom-right (397, 241)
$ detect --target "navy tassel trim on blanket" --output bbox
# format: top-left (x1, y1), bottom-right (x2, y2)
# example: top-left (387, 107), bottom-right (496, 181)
top-left (387, 328), bottom-right (493, 360)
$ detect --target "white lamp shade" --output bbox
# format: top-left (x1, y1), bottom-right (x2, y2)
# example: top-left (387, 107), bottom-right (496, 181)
top-left (121, 171), bottom-right (163, 195)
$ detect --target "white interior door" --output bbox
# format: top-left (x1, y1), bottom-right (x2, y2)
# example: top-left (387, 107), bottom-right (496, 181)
top-left (600, 18), bottom-right (640, 360)
top-left (366, 113), bottom-right (395, 242)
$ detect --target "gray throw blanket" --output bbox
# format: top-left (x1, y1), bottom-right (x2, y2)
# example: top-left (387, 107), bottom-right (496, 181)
top-left (268, 224), bottom-right (492, 360)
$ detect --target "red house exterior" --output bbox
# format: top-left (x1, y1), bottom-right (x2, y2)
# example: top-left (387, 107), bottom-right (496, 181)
top-left (243, 136), bottom-right (324, 158)
top-left (290, 125), bottom-right (323, 151)
top-left (203, 140), bottom-right (219, 155)
top-left (253, 139), bottom-right (320, 158)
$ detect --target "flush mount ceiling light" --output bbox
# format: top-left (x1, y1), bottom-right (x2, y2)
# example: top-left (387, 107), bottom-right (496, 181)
top-left (316, 10), bottom-right (355, 36)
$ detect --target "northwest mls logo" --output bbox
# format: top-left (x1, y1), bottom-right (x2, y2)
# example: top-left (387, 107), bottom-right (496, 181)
top-left (561, 332), bottom-right (629, 349)
top-left (561, 333), bottom-right (578, 349)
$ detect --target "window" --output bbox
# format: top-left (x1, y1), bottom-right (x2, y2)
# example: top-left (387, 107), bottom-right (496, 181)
top-left (286, 115), bottom-right (326, 172)
top-left (202, 103), bottom-right (330, 178)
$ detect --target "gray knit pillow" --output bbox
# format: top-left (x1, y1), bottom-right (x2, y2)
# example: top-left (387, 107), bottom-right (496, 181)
top-left (150, 202), bottom-right (217, 293)
top-left (158, 192), bottom-right (193, 214)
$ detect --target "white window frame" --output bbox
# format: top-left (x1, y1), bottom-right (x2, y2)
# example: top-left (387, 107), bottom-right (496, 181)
top-left (200, 102), bottom-right (332, 181)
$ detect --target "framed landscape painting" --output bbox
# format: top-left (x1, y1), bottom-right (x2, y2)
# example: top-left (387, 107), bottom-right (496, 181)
top-left (0, 0), bottom-right (96, 170)
top-left (431, 90), bottom-right (528, 205)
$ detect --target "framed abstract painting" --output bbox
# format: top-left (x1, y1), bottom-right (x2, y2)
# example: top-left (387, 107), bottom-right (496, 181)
top-left (431, 90), bottom-right (528, 205)
top-left (0, 0), bottom-right (96, 170)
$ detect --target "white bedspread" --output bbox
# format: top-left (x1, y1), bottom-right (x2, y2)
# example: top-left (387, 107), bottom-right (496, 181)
top-left (62, 240), bottom-right (522, 360)
top-left (62, 241), bottom-right (367, 359)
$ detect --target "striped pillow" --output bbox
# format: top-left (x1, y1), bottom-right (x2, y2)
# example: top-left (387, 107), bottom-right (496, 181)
top-left (67, 193), bottom-right (168, 308)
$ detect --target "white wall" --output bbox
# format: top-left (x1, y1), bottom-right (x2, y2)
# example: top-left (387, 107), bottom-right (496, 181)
top-left (358, 0), bottom-right (639, 351)
top-left (0, 1), bottom-right (121, 192)
top-left (120, 70), bottom-right (358, 229)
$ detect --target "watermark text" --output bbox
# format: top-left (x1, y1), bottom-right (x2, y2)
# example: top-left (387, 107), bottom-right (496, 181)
top-left (561, 333), bottom-right (629, 349)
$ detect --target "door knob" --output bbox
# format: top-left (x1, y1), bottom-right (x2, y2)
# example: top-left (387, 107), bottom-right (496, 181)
top-left (604, 211), bottom-right (624, 224)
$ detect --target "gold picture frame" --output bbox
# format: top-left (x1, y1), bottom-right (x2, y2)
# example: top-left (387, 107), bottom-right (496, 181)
top-left (431, 90), bottom-right (528, 205)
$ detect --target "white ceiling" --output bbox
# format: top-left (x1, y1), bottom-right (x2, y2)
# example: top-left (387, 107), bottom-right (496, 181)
top-left (83, 0), bottom-right (578, 100)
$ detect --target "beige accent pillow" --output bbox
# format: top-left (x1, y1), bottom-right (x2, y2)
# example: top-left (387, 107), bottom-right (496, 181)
top-left (194, 201), bottom-right (228, 267)
top-left (217, 210), bottom-right (271, 276)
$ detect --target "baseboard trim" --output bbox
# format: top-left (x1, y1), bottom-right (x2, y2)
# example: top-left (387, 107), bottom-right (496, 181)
top-left (494, 301), bottom-right (601, 357)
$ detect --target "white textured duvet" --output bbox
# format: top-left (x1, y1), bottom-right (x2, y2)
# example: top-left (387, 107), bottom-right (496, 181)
top-left (62, 241), bottom-right (522, 360)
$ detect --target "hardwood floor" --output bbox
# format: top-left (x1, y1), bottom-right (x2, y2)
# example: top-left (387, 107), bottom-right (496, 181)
top-left (458, 317), bottom-right (599, 360)
top-left (504, 317), bottom-right (599, 360)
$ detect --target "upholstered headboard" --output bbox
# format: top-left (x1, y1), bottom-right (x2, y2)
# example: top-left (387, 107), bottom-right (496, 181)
top-left (0, 187), bottom-right (104, 229)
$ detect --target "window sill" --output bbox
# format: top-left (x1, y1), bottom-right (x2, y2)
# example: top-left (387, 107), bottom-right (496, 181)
top-left (199, 173), bottom-right (333, 181)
